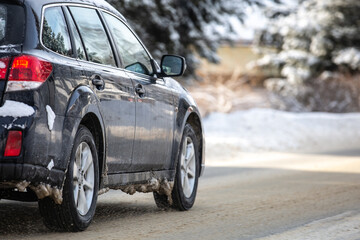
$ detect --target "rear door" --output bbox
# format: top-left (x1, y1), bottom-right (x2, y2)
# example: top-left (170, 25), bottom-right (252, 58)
top-left (68, 6), bottom-right (136, 173)
top-left (102, 12), bottom-right (175, 172)
top-left (0, 2), bottom-right (25, 104)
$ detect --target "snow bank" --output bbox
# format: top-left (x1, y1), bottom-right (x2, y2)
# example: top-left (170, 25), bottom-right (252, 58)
top-left (0, 100), bottom-right (34, 118)
top-left (204, 109), bottom-right (360, 155)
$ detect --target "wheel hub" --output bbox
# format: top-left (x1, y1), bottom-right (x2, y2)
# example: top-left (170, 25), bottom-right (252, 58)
top-left (180, 137), bottom-right (196, 198)
top-left (73, 142), bottom-right (95, 216)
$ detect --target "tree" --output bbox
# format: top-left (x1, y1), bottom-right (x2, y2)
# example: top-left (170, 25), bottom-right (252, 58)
top-left (107, 0), bottom-right (279, 79)
top-left (251, 0), bottom-right (360, 112)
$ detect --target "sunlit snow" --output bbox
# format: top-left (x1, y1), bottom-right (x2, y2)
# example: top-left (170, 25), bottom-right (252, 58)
top-left (205, 109), bottom-right (360, 153)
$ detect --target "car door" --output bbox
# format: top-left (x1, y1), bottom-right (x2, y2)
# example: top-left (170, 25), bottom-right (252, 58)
top-left (102, 12), bottom-right (175, 172)
top-left (68, 6), bottom-right (136, 173)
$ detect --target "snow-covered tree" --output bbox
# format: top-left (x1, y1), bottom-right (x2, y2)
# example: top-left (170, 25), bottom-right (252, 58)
top-left (251, 0), bottom-right (360, 112)
top-left (107, 0), bottom-right (277, 78)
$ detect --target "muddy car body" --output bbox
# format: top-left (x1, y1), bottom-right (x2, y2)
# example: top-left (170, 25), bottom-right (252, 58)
top-left (0, 0), bottom-right (204, 231)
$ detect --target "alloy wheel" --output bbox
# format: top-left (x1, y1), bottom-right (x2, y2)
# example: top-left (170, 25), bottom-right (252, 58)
top-left (73, 142), bottom-right (95, 216)
top-left (180, 137), bottom-right (196, 198)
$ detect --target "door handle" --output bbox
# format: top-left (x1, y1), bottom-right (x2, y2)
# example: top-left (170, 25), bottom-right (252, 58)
top-left (135, 84), bottom-right (145, 95)
top-left (91, 75), bottom-right (105, 90)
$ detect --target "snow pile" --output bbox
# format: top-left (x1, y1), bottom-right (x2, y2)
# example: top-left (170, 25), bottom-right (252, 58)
top-left (204, 109), bottom-right (360, 154)
top-left (46, 105), bottom-right (55, 131)
top-left (0, 100), bottom-right (34, 117)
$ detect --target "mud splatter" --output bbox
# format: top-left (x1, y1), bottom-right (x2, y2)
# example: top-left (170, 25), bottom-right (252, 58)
top-left (0, 181), bottom-right (63, 204)
top-left (98, 187), bottom-right (110, 195)
top-left (114, 178), bottom-right (174, 205)
top-left (29, 184), bottom-right (63, 204)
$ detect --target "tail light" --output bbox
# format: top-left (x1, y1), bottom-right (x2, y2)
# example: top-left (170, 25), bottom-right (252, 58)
top-left (4, 131), bottom-right (22, 157)
top-left (6, 55), bottom-right (53, 92)
top-left (0, 57), bottom-right (11, 79)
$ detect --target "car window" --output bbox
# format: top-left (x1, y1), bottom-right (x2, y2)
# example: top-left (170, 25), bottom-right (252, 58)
top-left (63, 7), bottom-right (86, 60)
top-left (0, 6), bottom-right (5, 42)
top-left (42, 7), bottom-right (72, 57)
top-left (69, 7), bottom-right (116, 67)
top-left (103, 13), bottom-right (153, 75)
top-left (0, 3), bottom-right (25, 45)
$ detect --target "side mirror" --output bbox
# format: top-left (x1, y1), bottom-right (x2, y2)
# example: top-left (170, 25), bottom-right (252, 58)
top-left (159, 55), bottom-right (186, 77)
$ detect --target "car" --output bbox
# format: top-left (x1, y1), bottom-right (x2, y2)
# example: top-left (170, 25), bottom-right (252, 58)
top-left (0, 0), bottom-right (205, 232)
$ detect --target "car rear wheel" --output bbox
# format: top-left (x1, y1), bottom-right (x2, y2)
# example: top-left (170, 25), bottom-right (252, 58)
top-left (38, 125), bottom-right (99, 231)
top-left (154, 123), bottom-right (199, 210)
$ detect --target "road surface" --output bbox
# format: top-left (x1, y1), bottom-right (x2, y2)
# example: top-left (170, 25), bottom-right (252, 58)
top-left (1, 151), bottom-right (360, 239)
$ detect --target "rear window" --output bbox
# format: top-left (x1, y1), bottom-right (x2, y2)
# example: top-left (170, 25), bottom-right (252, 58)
top-left (42, 7), bottom-right (72, 57)
top-left (0, 3), bottom-right (25, 45)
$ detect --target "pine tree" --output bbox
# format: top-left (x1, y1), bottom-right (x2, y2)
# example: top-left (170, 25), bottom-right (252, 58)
top-left (107, 0), bottom-right (277, 78)
top-left (251, 0), bottom-right (360, 112)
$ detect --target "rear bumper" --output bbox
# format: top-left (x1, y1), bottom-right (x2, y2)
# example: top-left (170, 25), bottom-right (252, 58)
top-left (0, 162), bottom-right (64, 187)
top-left (0, 112), bottom-right (65, 189)
top-left (0, 161), bottom-right (64, 203)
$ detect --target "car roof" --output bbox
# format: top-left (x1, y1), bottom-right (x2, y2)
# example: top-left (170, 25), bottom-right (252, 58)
top-left (24, 0), bottom-right (126, 22)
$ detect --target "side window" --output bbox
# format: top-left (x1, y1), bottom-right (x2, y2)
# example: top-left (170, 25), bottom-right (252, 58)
top-left (42, 7), bottom-right (72, 57)
top-left (103, 13), bottom-right (153, 75)
top-left (69, 7), bottom-right (116, 67)
top-left (64, 7), bottom-right (86, 60)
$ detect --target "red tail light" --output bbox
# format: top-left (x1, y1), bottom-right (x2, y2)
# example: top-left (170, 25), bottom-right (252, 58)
top-left (6, 55), bottom-right (53, 92)
top-left (0, 57), bottom-right (11, 79)
top-left (4, 131), bottom-right (22, 157)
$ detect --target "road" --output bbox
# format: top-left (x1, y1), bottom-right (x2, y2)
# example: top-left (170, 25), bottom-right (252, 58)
top-left (1, 151), bottom-right (360, 240)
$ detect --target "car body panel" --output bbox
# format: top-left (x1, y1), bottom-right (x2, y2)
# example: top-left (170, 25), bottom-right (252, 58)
top-left (79, 61), bottom-right (136, 174)
top-left (128, 71), bottom-right (175, 172)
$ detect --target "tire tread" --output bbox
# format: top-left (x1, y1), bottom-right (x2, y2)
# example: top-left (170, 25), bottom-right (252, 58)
top-left (153, 123), bottom-right (200, 211)
top-left (38, 125), bottom-right (99, 232)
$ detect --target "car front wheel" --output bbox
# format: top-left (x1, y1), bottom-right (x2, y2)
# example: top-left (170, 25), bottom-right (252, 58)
top-left (154, 123), bottom-right (200, 210)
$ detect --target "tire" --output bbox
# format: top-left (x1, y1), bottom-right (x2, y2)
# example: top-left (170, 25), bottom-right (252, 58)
top-left (154, 123), bottom-right (200, 211)
top-left (153, 191), bottom-right (171, 209)
top-left (39, 125), bottom-right (99, 232)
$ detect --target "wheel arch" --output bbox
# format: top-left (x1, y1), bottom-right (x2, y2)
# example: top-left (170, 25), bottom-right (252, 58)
top-left (60, 86), bottom-right (107, 189)
top-left (79, 113), bottom-right (106, 188)
top-left (185, 111), bottom-right (205, 177)
top-left (172, 98), bottom-right (205, 178)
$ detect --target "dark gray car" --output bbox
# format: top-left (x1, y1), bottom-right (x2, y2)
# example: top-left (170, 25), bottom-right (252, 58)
top-left (0, 0), bottom-right (205, 231)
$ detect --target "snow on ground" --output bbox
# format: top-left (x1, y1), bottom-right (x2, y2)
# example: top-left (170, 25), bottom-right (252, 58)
top-left (259, 211), bottom-right (360, 240)
top-left (204, 108), bottom-right (360, 158)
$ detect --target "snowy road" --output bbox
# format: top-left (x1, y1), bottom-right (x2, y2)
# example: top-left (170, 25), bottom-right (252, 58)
top-left (1, 151), bottom-right (360, 240)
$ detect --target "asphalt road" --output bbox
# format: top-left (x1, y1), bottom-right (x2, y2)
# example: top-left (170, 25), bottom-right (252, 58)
top-left (1, 151), bottom-right (360, 240)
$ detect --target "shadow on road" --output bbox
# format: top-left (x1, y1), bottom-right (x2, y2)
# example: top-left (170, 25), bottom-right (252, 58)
top-left (1, 165), bottom-right (360, 239)
top-left (0, 192), bottom-right (170, 237)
